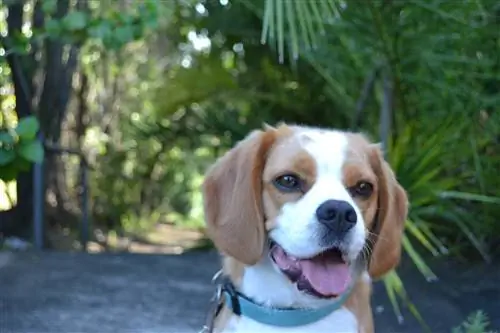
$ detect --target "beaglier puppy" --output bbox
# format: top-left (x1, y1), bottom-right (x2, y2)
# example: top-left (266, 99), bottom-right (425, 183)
top-left (201, 123), bottom-right (408, 333)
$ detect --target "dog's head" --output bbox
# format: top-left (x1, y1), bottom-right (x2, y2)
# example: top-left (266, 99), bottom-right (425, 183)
top-left (202, 124), bottom-right (408, 300)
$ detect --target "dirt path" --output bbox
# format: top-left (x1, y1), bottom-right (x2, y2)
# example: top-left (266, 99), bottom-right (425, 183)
top-left (47, 223), bottom-right (209, 254)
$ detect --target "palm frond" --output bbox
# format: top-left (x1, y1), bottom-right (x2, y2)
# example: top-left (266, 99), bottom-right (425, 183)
top-left (245, 0), bottom-right (500, 327)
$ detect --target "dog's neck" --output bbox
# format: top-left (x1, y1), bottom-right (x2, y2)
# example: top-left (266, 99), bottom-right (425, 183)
top-left (219, 255), bottom-right (369, 333)
top-left (224, 254), bottom-right (347, 310)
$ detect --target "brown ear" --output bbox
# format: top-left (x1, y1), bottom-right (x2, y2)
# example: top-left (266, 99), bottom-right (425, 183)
top-left (368, 146), bottom-right (409, 279)
top-left (202, 129), bottom-right (277, 265)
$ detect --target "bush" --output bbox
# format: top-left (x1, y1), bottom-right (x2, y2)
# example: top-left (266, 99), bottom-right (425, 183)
top-left (452, 311), bottom-right (497, 333)
top-left (0, 116), bottom-right (44, 183)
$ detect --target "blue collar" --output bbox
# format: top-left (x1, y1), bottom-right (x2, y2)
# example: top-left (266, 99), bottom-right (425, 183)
top-left (222, 287), bottom-right (353, 327)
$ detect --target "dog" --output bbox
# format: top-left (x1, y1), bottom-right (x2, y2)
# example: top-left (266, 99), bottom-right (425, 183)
top-left (201, 123), bottom-right (408, 333)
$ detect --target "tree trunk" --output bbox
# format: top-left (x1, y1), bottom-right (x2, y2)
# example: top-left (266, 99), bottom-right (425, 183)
top-left (38, 0), bottom-right (80, 217)
top-left (75, 71), bottom-right (89, 207)
top-left (0, 2), bottom-right (35, 238)
top-left (1, 0), bottom-right (83, 240)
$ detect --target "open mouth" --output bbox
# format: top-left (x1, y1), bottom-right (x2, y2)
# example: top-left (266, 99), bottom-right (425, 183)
top-left (269, 241), bottom-right (352, 299)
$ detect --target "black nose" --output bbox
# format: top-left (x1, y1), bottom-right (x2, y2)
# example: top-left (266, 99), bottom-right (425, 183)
top-left (316, 200), bottom-right (357, 234)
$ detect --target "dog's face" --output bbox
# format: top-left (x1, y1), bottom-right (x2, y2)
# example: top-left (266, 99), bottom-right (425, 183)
top-left (203, 124), bottom-right (408, 300)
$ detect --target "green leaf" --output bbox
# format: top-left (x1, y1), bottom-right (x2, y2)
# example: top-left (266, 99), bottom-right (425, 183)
top-left (115, 26), bottom-right (135, 44)
top-left (15, 157), bottom-right (33, 172)
top-left (439, 191), bottom-right (500, 204)
top-left (383, 271), bottom-right (431, 331)
top-left (88, 21), bottom-right (112, 40)
top-left (15, 116), bottom-right (39, 141)
top-left (402, 234), bottom-right (437, 281)
top-left (285, 0), bottom-right (299, 60)
top-left (383, 273), bottom-right (403, 324)
top-left (62, 11), bottom-right (88, 31)
top-left (276, 0), bottom-right (285, 63)
top-left (45, 19), bottom-right (62, 37)
top-left (405, 218), bottom-right (439, 256)
top-left (0, 164), bottom-right (19, 182)
top-left (41, 0), bottom-right (57, 14)
top-left (453, 310), bottom-right (493, 333)
top-left (260, 0), bottom-right (274, 44)
top-left (416, 221), bottom-right (449, 255)
top-left (0, 132), bottom-right (16, 145)
top-left (17, 141), bottom-right (44, 164)
top-left (442, 210), bottom-right (491, 262)
top-left (0, 149), bottom-right (16, 166)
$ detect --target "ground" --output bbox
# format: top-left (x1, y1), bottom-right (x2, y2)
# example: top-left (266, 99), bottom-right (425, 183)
top-left (1, 248), bottom-right (499, 333)
top-left (47, 223), bottom-right (209, 253)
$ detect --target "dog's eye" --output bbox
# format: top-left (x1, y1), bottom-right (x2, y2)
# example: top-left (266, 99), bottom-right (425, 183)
top-left (273, 174), bottom-right (302, 192)
top-left (352, 181), bottom-right (373, 198)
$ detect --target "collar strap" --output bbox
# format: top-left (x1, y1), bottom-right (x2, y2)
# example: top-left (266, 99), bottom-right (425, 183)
top-left (222, 285), bottom-right (353, 327)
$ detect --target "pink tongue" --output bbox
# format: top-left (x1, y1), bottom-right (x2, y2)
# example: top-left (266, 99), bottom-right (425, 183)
top-left (300, 255), bottom-right (351, 296)
top-left (270, 245), bottom-right (351, 297)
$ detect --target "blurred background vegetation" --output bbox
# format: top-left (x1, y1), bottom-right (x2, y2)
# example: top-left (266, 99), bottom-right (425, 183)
top-left (1, 0), bottom-right (499, 325)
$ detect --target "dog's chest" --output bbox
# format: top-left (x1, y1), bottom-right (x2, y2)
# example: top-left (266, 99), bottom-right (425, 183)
top-left (220, 307), bottom-right (358, 333)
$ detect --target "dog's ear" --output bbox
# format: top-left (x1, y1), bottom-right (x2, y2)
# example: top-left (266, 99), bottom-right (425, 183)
top-left (202, 129), bottom-right (277, 265)
top-left (368, 145), bottom-right (409, 279)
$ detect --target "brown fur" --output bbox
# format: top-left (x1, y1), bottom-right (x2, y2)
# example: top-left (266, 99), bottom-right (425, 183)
top-left (205, 125), bottom-right (295, 332)
top-left (203, 125), bottom-right (295, 265)
top-left (366, 145), bottom-right (408, 278)
top-left (344, 133), bottom-right (408, 279)
top-left (344, 278), bottom-right (375, 333)
top-left (203, 129), bottom-right (277, 265)
top-left (203, 127), bottom-right (408, 333)
top-left (262, 134), bottom-right (317, 230)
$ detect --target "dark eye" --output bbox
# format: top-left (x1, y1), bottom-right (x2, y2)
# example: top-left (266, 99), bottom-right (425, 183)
top-left (352, 181), bottom-right (373, 198)
top-left (273, 174), bottom-right (302, 192)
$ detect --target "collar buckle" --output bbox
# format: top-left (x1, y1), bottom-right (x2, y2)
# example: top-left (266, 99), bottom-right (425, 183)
top-left (200, 271), bottom-right (225, 333)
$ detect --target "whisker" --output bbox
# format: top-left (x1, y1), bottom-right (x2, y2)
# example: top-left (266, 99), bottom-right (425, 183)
top-left (365, 229), bottom-right (390, 244)
top-left (360, 237), bottom-right (375, 262)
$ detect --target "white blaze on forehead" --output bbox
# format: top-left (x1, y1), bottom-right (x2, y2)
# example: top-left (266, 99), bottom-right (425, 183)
top-left (297, 129), bottom-right (355, 221)
top-left (296, 129), bottom-right (349, 179)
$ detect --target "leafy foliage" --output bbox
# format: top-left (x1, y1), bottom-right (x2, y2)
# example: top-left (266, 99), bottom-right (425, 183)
top-left (41, 0), bottom-right (165, 49)
top-left (246, 0), bottom-right (500, 325)
top-left (1, 2), bottom-right (499, 328)
top-left (452, 311), bottom-right (497, 333)
top-left (0, 116), bottom-right (44, 182)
